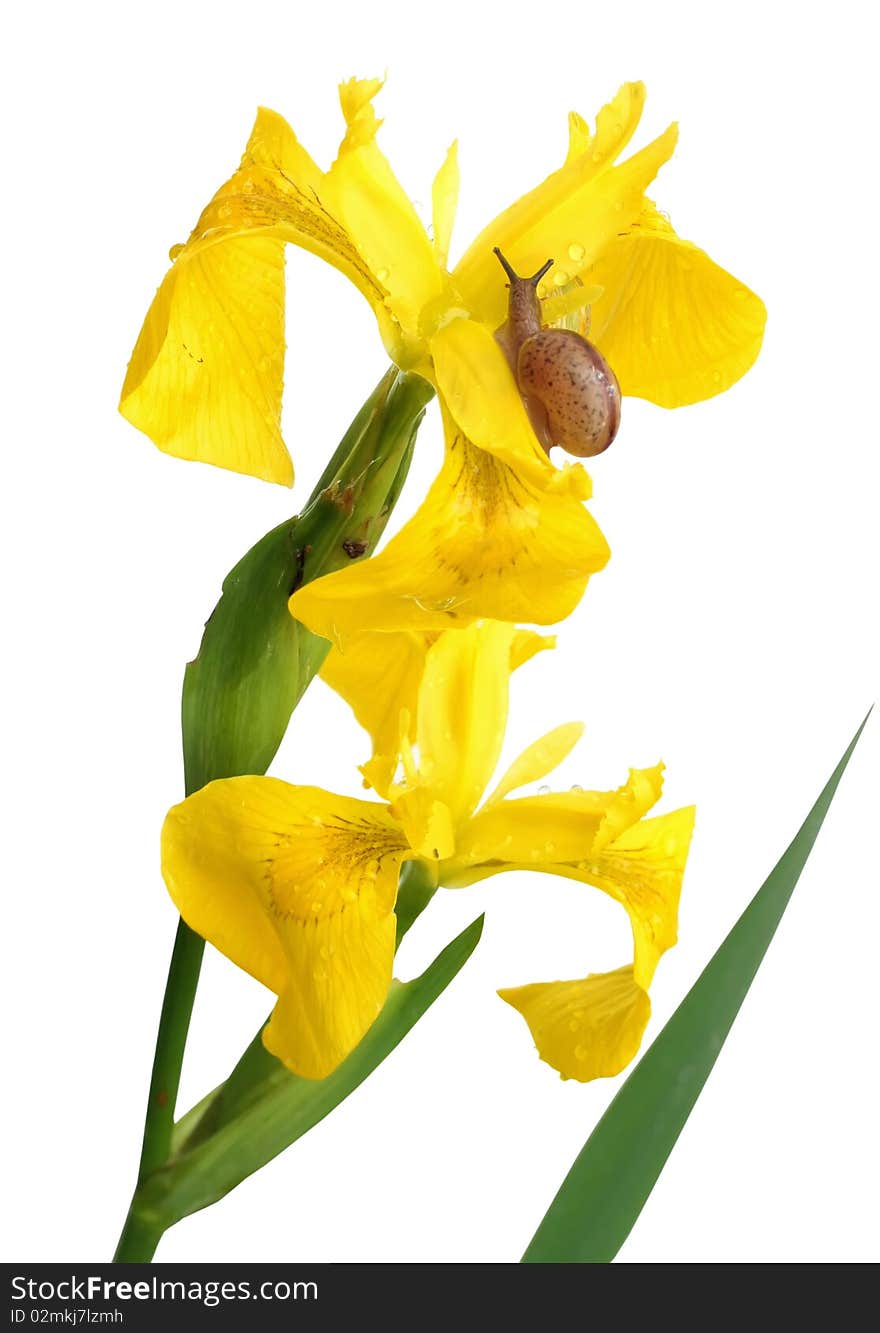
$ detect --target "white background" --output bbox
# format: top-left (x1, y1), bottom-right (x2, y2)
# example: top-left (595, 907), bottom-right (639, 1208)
top-left (3, 0), bottom-right (878, 1265)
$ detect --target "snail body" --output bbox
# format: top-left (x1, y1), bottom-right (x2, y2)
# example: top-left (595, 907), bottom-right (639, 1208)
top-left (494, 247), bottom-right (621, 458)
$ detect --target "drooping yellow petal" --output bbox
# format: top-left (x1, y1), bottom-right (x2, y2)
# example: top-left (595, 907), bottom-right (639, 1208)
top-left (453, 82), bottom-right (677, 330)
top-left (575, 806), bottom-right (696, 987)
top-left (290, 410), bottom-right (608, 648)
top-left (485, 722), bottom-right (585, 806)
top-left (585, 201), bottom-right (767, 407)
top-left (446, 765), bottom-right (665, 877)
top-left (432, 142), bottom-right (459, 268)
top-left (414, 622), bottom-right (518, 822)
top-left (323, 79), bottom-right (445, 345)
top-left (161, 777), bottom-right (409, 1079)
top-left (120, 105), bottom-right (394, 483)
top-left (120, 234), bottom-right (292, 484)
top-left (499, 964), bottom-right (651, 1082)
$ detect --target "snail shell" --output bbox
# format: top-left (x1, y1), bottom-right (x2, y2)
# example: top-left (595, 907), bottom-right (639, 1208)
top-left (494, 247), bottom-right (621, 458)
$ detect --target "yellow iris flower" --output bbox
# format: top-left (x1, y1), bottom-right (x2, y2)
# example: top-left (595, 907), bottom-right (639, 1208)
top-left (121, 77), bottom-right (765, 644)
top-left (161, 621), bottom-right (694, 1082)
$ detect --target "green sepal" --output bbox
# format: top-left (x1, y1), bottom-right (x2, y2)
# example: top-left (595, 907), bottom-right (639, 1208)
top-left (182, 368), bottom-right (434, 795)
top-left (522, 711), bottom-right (870, 1264)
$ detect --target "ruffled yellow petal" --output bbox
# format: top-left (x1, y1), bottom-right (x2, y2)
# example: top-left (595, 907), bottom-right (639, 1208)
top-left (485, 722), bottom-right (585, 806)
top-left (585, 201), bottom-right (767, 407)
top-left (120, 234), bottom-right (292, 485)
top-left (446, 765), bottom-right (664, 877)
top-left (161, 778), bottom-right (408, 1079)
top-left (290, 413), bottom-right (609, 647)
top-left (453, 83), bottom-right (677, 330)
top-left (565, 82), bottom-right (647, 168)
top-left (499, 964), bottom-right (651, 1082)
top-left (414, 622), bottom-right (517, 822)
top-left (575, 806), bottom-right (696, 987)
top-left (323, 79), bottom-right (445, 347)
top-left (432, 142), bottom-right (459, 268)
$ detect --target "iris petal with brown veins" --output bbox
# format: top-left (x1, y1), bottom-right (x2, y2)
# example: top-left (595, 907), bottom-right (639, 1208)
top-left (494, 247), bottom-right (621, 458)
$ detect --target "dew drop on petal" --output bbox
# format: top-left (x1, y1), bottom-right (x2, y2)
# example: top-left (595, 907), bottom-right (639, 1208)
top-left (168, 243), bottom-right (185, 261)
top-left (570, 784), bottom-right (583, 792)
top-left (241, 178), bottom-right (256, 194)
top-left (574, 1044), bottom-right (588, 1061)
top-left (376, 267), bottom-right (390, 284)
top-left (553, 270), bottom-right (569, 288)
top-left (568, 243), bottom-right (585, 263)
top-left (538, 784), bottom-right (551, 795)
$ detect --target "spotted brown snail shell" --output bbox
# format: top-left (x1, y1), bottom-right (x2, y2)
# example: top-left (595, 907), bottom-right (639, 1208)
top-left (493, 247), bottom-right (621, 457)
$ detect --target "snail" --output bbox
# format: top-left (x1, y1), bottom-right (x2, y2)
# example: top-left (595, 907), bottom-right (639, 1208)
top-left (493, 247), bottom-right (621, 457)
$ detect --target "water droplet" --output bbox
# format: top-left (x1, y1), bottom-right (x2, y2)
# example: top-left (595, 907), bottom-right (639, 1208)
top-left (712, 370), bottom-right (722, 384)
top-left (613, 201), bottom-right (624, 213)
top-left (591, 150), bottom-right (603, 163)
top-left (570, 783), bottom-right (583, 792)
top-left (242, 178), bottom-right (256, 194)
top-left (568, 243), bottom-right (585, 263)
top-left (574, 1044), bottom-right (588, 1061)
top-left (544, 841), bottom-right (556, 856)
top-left (553, 270), bottom-right (569, 288)
top-left (310, 901), bottom-right (323, 915)
top-left (376, 266), bottom-right (390, 284)
top-left (217, 202), bottom-right (233, 220)
top-left (735, 287), bottom-right (749, 301)
top-left (341, 886), bottom-right (357, 903)
top-left (312, 967), bottom-right (328, 983)
top-left (568, 1018), bottom-right (580, 1033)
top-left (168, 243), bottom-right (185, 261)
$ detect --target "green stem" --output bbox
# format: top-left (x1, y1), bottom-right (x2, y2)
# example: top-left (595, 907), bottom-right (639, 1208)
top-left (113, 920), bottom-right (204, 1261)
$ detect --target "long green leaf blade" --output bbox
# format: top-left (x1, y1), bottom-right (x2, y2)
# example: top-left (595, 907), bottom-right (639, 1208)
top-left (523, 712), bottom-right (870, 1263)
top-left (136, 915), bottom-right (484, 1229)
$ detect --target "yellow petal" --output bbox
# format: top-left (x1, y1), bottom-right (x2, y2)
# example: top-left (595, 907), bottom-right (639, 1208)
top-left (120, 234), bottom-right (292, 485)
top-left (430, 319), bottom-right (557, 485)
top-left (499, 964), bottom-right (651, 1081)
top-left (290, 417), bottom-right (609, 647)
top-left (323, 627), bottom-right (554, 791)
top-left (448, 765), bottom-right (665, 875)
top-left (565, 82), bottom-right (647, 168)
top-left (323, 78), bottom-right (444, 341)
top-left (453, 84), bottom-right (676, 329)
top-left (432, 142), bottom-right (459, 268)
top-left (388, 788), bottom-right (455, 863)
top-left (415, 622), bottom-right (518, 822)
top-left (161, 778), bottom-right (408, 1079)
top-left (575, 806), bottom-right (696, 987)
top-left (586, 201), bottom-right (766, 406)
top-left (485, 722), bottom-right (585, 806)
top-left (120, 105), bottom-right (392, 483)
top-left (320, 630), bottom-right (432, 767)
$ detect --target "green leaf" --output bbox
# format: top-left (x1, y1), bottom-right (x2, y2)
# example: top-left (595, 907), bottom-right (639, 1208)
top-left (181, 368), bottom-right (433, 794)
top-left (171, 863), bottom-right (441, 1156)
top-left (135, 914), bottom-right (484, 1230)
top-left (522, 712), bottom-right (870, 1264)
